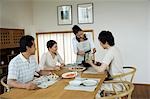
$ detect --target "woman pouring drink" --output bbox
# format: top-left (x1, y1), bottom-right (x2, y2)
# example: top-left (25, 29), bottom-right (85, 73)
top-left (72, 25), bottom-right (96, 65)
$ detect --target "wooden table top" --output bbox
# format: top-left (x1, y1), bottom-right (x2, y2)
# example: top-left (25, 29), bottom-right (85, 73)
top-left (0, 68), bottom-right (106, 99)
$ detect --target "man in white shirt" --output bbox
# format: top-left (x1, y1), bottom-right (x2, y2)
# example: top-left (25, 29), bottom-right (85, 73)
top-left (87, 30), bottom-right (123, 77)
top-left (7, 35), bottom-right (51, 90)
top-left (87, 31), bottom-right (124, 98)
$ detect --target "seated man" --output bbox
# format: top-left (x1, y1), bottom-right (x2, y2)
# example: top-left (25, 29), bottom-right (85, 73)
top-left (86, 31), bottom-right (124, 98)
top-left (7, 35), bottom-right (51, 90)
top-left (87, 30), bottom-right (123, 78)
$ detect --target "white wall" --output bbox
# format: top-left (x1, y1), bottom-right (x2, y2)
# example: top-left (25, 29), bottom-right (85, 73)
top-left (148, 1), bottom-right (150, 83)
top-left (33, 0), bottom-right (149, 84)
top-left (1, 0), bottom-right (33, 35)
top-left (94, 1), bottom-right (149, 84)
top-left (1, 0), bottom-right (150, 84)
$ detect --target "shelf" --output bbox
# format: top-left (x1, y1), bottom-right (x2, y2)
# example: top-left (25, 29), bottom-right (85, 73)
top-left (0, 65), bottom-right (7, 69)
top-left (0, 73), bottom-right (7, 78)
top-left (0, 28), bottom-right (24, 49)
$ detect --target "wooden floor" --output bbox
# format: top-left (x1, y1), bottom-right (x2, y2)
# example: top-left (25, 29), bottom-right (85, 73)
top-left (132, 84), bottom-right (150, 99)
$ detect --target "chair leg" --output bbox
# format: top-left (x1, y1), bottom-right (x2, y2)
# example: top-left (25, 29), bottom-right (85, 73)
top-left (128, 93), bottom-right (132, 99)
top-left (4, 87), bottom-right (6, 93)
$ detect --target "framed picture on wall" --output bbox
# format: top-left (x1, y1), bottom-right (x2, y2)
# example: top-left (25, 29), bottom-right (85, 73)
top-left (77, 3), bottom-right (94, 24)
top-left (57, 5), bottom-right (72, 25)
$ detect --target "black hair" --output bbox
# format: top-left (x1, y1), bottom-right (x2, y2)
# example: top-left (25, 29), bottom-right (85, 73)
top-left (47, 40), bottom-right (57, 49)
top-left (19, 35), bottom-right (35, 52)
top-left (98, 31), bottom-right (115, 46)
top-left (72, 25), bottom-right (82, 35)
top-left (72, 25), bottom-right (87, 42)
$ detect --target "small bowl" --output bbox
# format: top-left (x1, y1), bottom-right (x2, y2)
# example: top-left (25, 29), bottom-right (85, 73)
top-left (69, 80), bottom-right (82, 86)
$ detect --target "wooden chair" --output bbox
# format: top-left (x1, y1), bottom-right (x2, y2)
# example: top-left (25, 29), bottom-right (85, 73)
top-left (112, 66), bottom-right (136, 82)
top-left (95, 81), bottom-right (134, 99)
top-left (0, 76), bottom-right (10, 92)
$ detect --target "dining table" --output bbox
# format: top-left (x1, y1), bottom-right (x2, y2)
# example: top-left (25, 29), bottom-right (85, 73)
top-left (0, 67), bottom-right (106, 99)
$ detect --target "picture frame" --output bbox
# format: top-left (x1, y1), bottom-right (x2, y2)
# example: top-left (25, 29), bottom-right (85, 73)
top-left (77, 3), bottom-right (94, 24)
top-left (57, 5), bottom-right (72, 25)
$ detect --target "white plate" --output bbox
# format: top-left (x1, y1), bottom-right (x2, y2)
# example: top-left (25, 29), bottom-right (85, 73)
top-left (69, 80), bottom-right (82, 86)
top-left (82, 80), bottom-right (98, 86)
top-left (37, 82), bottom-right (48, 88)
top-left (62, 72), bottom-right (77, 78)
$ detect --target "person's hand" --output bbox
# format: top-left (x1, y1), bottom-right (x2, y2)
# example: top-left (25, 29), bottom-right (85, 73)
top-left (25, 82), bottom-right (38, 90)
top-left (54, 66), bottom-right (60, 70)
top-left (85, 60), bottom-right (93, 65)
top-left (92, 48), bottom-right (96, 54)
top-left (78, 50), bottom-right (85, 56)
top-left (95, 61), bottom-right (102, 66)
top-left (59, 64), bottom-right (65, 67)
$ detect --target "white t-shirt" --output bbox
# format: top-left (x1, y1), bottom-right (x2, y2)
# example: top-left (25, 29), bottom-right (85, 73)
top-left (102, 46), bottom-right (123, 76)
top-left (72, 34), bottom-right (95, 64)
top-left (39, 51), bottom-right (64, 69)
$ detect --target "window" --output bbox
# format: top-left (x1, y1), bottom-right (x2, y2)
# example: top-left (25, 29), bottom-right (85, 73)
top-left (36, 30), bottom-right (94, 64)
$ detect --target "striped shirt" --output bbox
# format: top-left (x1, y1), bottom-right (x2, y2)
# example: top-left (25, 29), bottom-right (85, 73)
top-left (7, 53), bottom-right (39, 83)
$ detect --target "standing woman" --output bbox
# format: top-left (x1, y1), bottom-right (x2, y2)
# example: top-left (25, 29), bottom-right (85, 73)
top-left (39, 40), bottom-right (65, 70)
top-left (72, 25), bottom-right (96, 64)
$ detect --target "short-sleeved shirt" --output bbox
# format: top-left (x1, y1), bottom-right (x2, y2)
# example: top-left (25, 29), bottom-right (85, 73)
top-left (39, 51), bottom-right (64, 69)
top-left (7, 53), bottom-right (39, 83)
top-left (102, 46), bottom-right (124, 76)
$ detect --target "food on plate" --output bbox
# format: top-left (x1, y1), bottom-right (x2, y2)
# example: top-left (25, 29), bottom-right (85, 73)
top-left (62, 72), bottom-right (77, 78)
top-left (47, 73), bottom-right (59, 80)
top-left (33, 73), bottom-right (59, 84)
top-left (67, 73), bottom-right (75, 77)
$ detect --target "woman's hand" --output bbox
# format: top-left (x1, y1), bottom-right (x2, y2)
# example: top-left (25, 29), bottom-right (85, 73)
top-left (77, 50), bottom-right (85, 56)
top-left (54, 66), bottom-right (60, 70)
top-left (59, 63), bottom-right (65, 67)
top-left (92, 48), bottom-right (96, 54)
